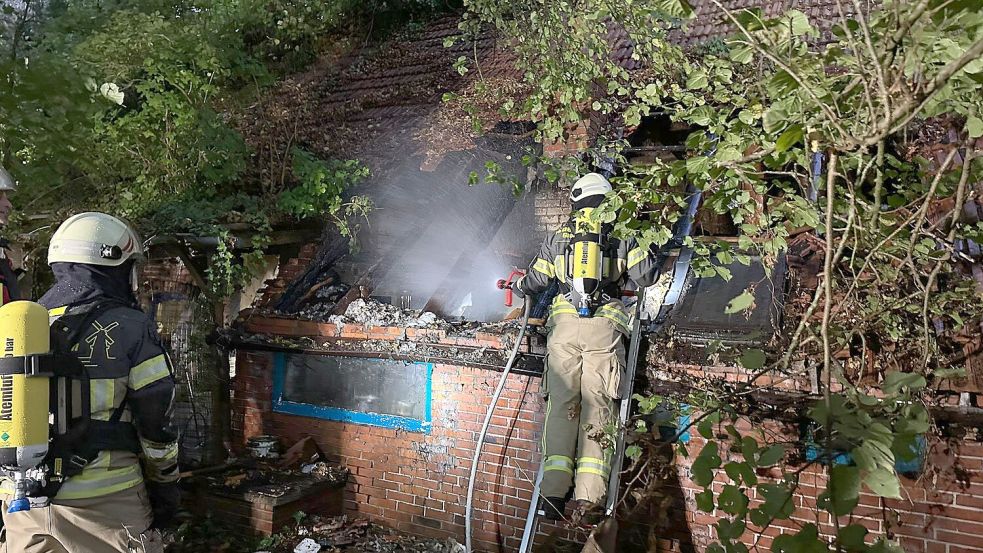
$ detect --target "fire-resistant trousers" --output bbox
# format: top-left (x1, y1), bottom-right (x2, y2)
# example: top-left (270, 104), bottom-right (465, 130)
top-left (540, 313), bottom-right (625, 503)
top-left (0, 482), bottom-right (163, 553)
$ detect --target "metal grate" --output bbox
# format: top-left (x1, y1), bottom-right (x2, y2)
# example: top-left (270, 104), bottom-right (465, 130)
top-left (152, 292), bottom-right (212, 466)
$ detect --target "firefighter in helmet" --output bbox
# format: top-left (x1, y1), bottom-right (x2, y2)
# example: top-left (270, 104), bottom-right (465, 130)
top-left (514, 173), bottom-right (660, 521)
top-left (0, 166), bottom-right (20, 306)
top-left (0, 212), bottom-right (179, 553)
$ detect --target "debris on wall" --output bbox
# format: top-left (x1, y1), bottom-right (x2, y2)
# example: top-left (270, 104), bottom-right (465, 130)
top-left (329, 299), bottom-right (447, 330)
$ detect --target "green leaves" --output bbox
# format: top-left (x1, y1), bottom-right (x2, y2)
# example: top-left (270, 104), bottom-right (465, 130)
top-left (686, 68), bottom-right (709, 90)
top-left (836, 524), bottom-right (869, 551)
top-left (863, 467), bottom-right (901, 499)
top-left (819, 465), bottom-right (860, 516)
top-left (772, 524), bottom-right (827, 553)
top-left (775, 124), bottom-right (804, 152)
top-left (696, 489), bottom-right (715, 512)
top-left (725, 290), bottom-right (755, 314)
top-left (692, 442), bottom-right (722, 486)
top-left (968, 116), bottom-right (983, 138)
top-left (756, 444), bottom-right (786, 467)
top-left (633, 393), bottom-right (664, 415)
top-left (718, 485), bottom-right (749, 516)
top-left (653, 0), bottom-right (694, 18)
top-left (750, 483), bottom-right (794, 525)
top-left (724, 455), bottom-right (758, 487)
top-left (882, 372), bottom-right (927, 394)
top-left (738, 349), bottom-right (766, 370)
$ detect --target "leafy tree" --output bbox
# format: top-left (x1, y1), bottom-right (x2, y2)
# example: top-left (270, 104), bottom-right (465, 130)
top-left (459, 0), bottom-right (983, 549)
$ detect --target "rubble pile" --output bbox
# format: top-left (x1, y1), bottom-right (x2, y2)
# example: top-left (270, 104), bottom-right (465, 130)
top-left (253, 515), bottom-right (466, 553)
top-left (328, 299), bottom-right (449, 329)
top-left (205, 463), bottom-right (350, 498)
top-left (297, 284), bottom-right (352, 320)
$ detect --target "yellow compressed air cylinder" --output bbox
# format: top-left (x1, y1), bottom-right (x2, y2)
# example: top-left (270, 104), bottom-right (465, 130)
top-left (0, 301), bottom-right (51, 471)
top-left (571, 210), bottom-right (603, 307)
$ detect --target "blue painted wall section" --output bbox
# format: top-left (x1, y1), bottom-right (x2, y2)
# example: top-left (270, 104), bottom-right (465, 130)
top-left (271, 353), bottom-right (434, 434)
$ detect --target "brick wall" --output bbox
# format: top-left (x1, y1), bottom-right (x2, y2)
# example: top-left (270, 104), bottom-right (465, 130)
top-left (232, 328), bottom-right (983, 553)
top-left (643, 337), bottom-right (983, 553)
top-left (232, 317), bottom-right (582, 552)
top-left (644, 417), bottom-right (983, 553)
top-left (533, 187), bottom-right (572, 233)
top-left (255, 243), bottom-right (319, 308)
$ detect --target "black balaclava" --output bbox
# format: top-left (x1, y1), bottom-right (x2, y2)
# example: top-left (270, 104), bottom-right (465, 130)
top-left (572, 194), bottom-right (606, 212)
top-left (39, 261), bottom-right (138, 309)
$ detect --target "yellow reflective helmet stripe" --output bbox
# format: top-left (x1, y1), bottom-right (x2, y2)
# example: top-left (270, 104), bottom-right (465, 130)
top-left (129, 354), bottom-right (170, 390)
top-left (627, 247), bottom-right (648, 269)
top-left (532, 257), bottom-right (555, 278)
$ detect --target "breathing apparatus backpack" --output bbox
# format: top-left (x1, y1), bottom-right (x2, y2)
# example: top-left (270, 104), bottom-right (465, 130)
top-left (0, 299), bottom-right (140, 512)
top-left (563, 208), bottom-right (616, 316)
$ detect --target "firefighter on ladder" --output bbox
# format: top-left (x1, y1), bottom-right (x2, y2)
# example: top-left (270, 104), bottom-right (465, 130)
top-left (0, 166), bottom-right (21, 306)
top-left (513, 173), bottom-right (660, 521)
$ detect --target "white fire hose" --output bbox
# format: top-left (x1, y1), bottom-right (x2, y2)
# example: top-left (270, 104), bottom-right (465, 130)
top-left (465, 300), bottom-right (532, 553)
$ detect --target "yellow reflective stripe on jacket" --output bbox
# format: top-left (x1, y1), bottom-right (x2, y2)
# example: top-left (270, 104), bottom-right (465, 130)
top-left (550, 297), bottom-right (630, 333)
top-left (544, 455), bottom-right (575, 475)
top-left (627, 247), bottom-right (648, 269)
top-left (549, 297), bottom-right (580, 318)
top-left (532, 257), bottom-right (555, 279)
top-left (53, 464), bottom-right (144, 500)
top-left (129, 354), bottom-right (170, 390)
top-left (596, 304), bottom-right (630, 331)
top-left (48, 306), bottom-right (68, 317)
top-left (553, 255), bottom-right (566, 281)
top-left (141, 438), bottom-right (180, 483)
top-left (90, 378), bottom-right (116, 421)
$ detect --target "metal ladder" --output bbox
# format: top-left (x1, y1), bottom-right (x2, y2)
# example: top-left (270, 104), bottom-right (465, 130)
top-left (517, 290), bottom-right (647, 552)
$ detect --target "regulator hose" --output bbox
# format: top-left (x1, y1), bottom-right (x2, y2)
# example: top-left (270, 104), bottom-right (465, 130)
top-left (465, 300), bottom-right (532, 553)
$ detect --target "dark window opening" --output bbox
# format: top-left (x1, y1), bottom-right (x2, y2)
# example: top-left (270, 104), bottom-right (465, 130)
top-left (272, 354), bottom-right (433, 433)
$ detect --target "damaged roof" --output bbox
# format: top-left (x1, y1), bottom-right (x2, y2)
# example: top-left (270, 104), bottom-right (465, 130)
top-left (237, 17), bottom-right (521, 176)
top-left (671, 0), bottom-right (844, 47)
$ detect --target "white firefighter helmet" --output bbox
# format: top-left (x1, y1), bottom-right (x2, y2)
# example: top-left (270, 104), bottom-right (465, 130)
top-left (569, 172), bottom-right (612, 203)
top-left (48, 212), bottom-right (145, 267)
top-left (0, 166), bottom-right (15, 192)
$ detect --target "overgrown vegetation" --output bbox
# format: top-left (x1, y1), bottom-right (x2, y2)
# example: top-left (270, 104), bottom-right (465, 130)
top-left (1, 0), bottom-right (450, 296)
top-left (458, 0), bottom-right (983, 550)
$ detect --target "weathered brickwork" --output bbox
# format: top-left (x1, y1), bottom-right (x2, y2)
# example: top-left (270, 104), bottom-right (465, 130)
top-left (234, 316), bottom-right (983, 552)
top-left (233, 317), bottom-right (570, 552)
top-left (533, 187), bottom-right (572, 233)
top-left (254, 243), bottom-right (319, 308)
top-left (648, 421), bottom-right (983, 553)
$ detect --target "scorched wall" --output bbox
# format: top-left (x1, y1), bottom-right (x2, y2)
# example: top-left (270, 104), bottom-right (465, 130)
top-left (232, 317), bottom-right (575, 552)
top-left (232, 315), bottom-right (983, 553)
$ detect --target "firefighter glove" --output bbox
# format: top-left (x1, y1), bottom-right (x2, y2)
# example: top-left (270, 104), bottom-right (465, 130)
top-left (511, 277), bottom-right (527, 299)
top-left (147, 481), bottom-right (181, 529)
